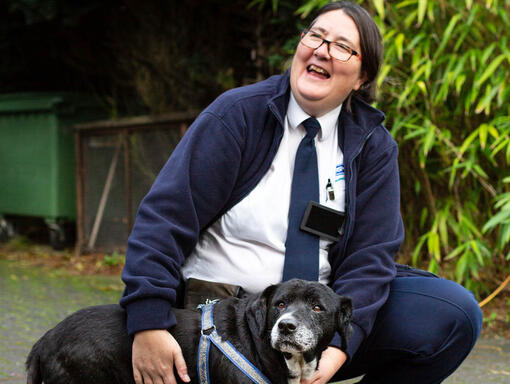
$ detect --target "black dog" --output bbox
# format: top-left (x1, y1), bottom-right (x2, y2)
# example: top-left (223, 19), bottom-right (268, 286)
top-left (26, 279), bottom-right (352, 384)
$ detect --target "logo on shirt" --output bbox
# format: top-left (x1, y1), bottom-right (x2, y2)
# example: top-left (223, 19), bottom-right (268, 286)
top-left (335, 164), bottom-right (344, 182)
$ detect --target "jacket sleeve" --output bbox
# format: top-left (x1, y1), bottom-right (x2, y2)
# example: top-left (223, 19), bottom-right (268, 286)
top-left (119, 111), bottom-right (243, 335)
top-left (329, 136), bottom-right (404, 359)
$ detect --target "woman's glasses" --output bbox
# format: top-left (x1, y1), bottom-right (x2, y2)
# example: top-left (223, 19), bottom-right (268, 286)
top-left (300, 29), bottom-right (361, 62)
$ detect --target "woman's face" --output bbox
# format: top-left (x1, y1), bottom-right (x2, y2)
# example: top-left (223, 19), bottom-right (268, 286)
top-left (290, 9), bottom-right (365, 117)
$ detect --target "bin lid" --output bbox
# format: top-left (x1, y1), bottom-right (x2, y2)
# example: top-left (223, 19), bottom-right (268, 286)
top-left (0, 92), bottom-right (97, 114)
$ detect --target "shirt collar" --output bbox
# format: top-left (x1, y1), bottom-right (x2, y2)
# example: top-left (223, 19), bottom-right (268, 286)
top-left (287, 92), bottom-right (342, 141)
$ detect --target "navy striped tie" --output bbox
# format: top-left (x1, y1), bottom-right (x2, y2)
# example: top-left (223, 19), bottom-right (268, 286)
top-left (282, 117), bottom-right (320, 281)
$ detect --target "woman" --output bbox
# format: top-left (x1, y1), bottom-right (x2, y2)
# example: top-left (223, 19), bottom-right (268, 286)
top-left (120, 2), bottom-right (482, 383)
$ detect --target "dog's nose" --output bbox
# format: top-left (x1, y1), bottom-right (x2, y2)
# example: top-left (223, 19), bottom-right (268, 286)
top-left (278, 319), bottom-right (297, 334)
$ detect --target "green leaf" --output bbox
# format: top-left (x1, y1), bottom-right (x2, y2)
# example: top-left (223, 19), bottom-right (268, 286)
top-left (420, 207), bottom-right (428, 228)
top-left (404, 9), bottom-right (418, 27)
top-left (494, 197), bottom-right (510, 210)
top-left (373, 0), bottom-right (385, 19)
top-left (438, 213), bottom-right (449, 250)
top-left (499, 8), bottom-right (510, 27)
top-left (466, 86), bottom-right (481, 111)
top-left (473, 164), bottom-right (489, 179)
top-left (500, 224), bottom-right (510, 245)
top-left (470, 240), bottom-right (482, 261)
top-left (428, 258), bottom-right (438, 274)
top-left (397, 0), bottom-right (418, 8)
top-left (408, 34), bottom-right (424, 50)
top-left (427, 232), bottom-right (441, 261)
top-left (434, 14), bottom-right (461, 60)
top-left (412, 234), bottom-right (428, 266)
top-left (272, 0), bottom-right (278, 14)
top-left (377, 64), bottom-right (391, 87)
top-left (489, 136), bottom-right (509, 157)
top-left (475, 54), bottom-right (506, 88)
top-left (480, 44), bottom-right (496, 64)
top-left (395, 33), bottom-right (405, 61)
top-left (475, 85), bottom-right (501, 115)
top-left (483, 209), bottom-right (510, 232)
top-left (449, 158), bottom-right (460, 188)
top-left (488, 124), bottom-right (499, 139)
top-left (456, 253), bottom-right (468, 282)
top-left (422, 121), bottom-right (436, 156)
top-left (417, 0), bottom-right (427, 25)
top-left (417, 81), bottom-right (427, 96)
top-left (455, 74), bottom-right (466, 95)
top-left (479, 123), bottom-right (488, 149)
top-left (295, 1), bottom-right (319, 18)
top-left (460, 213), bottom-right (483, 237)
top-left (445, 243), bottom-right (468, 261)
top-left (454, 29), bottom-right (470, 52)
top-left (459, 129), bottom-right (479, 155)
top-left (403, 128), bottom-right (427, 140)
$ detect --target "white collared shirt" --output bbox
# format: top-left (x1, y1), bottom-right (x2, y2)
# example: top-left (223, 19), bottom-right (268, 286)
top-left (182, 93), bottom-right (345, 293)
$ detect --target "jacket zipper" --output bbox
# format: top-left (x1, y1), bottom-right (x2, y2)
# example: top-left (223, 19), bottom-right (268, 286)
top-left (342, 129), bottom-right (376, 256)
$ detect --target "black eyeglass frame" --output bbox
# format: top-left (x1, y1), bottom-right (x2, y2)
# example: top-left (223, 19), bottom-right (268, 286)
top-left (300, 29), bottom-right (362, 62)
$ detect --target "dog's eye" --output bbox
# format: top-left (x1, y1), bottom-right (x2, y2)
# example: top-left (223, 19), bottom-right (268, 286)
top-left (312, 305), bottom-right (322, 312)
top-left (277, 302), bottom-right (286, 309)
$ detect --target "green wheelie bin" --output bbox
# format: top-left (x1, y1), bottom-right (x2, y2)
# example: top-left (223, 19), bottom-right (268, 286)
top-left (0, 93), bottom-right (104, 249)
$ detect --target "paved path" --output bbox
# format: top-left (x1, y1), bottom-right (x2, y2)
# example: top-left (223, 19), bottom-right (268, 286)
top-left (1, 259), bottom-right (509, 383)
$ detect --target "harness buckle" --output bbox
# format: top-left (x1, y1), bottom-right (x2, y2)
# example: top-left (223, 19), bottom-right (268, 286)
top-left (201, 324), bottom-right (216, 336)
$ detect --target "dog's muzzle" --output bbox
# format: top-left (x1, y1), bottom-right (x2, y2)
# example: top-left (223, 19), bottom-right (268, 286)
top-left (270, 313), bottom-right (316, 353)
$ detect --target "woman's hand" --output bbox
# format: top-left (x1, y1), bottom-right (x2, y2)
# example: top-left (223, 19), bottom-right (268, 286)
top-left (300, 347), bottom-right (347, 384)
top-left (132, 329), bottom-right (191, 384)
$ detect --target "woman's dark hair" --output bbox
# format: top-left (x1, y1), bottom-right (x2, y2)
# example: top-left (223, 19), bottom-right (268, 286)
top-left (309, 1), bottom-right (383, 105)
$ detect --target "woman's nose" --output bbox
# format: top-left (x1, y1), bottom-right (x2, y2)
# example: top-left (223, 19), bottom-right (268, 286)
top-left (314, 41), bottom-right (331, 59)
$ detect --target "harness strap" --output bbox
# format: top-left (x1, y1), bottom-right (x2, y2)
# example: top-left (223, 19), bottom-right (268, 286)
top-left (198, 302), bottom-right (271, 384)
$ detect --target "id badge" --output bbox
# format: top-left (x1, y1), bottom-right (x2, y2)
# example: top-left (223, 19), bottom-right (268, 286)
top-left (300, 201), bottom-right (345, 241)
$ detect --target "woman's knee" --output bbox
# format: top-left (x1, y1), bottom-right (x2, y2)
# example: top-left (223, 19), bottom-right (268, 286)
top-left (386, 277), bottom-right (483, 356)
top-left (454, 288), bottom-right (483, 358)
top-left (333, 277), bottom-right (483, 383)
top-left (426, 277), bottom-right (482, 346)
top-left (449, 280), bottom-right (483, 342)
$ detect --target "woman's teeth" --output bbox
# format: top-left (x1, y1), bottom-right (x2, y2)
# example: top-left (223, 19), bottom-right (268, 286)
top-left (307, 65), bottom-right (330, 78)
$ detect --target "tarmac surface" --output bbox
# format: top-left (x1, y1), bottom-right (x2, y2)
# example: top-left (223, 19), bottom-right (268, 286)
top-left (0, 258), bottom-right (509, 383)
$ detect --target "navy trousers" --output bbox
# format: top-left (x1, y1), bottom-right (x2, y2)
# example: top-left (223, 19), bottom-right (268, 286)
top-left (332, 268), bottom-right (483, 384)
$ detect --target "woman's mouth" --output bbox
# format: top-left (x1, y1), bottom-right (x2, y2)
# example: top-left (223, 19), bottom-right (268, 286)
top-left (307, 64), bottom-right (330, 79)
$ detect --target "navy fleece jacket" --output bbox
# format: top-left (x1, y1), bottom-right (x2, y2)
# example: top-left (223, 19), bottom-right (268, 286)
top-left (120, 72), bottom-right (404, 359)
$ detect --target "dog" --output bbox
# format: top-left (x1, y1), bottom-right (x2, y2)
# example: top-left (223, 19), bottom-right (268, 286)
top-left (26, 279), bottom-right (352, 384)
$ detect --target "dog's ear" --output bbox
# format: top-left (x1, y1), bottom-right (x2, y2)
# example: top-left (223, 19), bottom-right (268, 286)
top-left (337, 296), bottom-right (353, 351)
top-left (247, 284), bottom-right (278, 338)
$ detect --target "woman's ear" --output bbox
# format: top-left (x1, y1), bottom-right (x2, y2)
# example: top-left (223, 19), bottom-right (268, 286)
top-left (353, 71), bottom-right (368, 91)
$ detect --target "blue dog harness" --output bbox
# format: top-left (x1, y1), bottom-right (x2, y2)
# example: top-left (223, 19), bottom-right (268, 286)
top-left (198, 301), bottom-right (272, 384)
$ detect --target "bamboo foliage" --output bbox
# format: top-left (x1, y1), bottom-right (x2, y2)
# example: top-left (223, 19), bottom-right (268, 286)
top-left (377, 0), bottom-right (510, 295)
top-left (291, 0), bottom-right (510, 295)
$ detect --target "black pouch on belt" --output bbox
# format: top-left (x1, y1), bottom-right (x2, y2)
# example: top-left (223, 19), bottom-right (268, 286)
top-left (184, 277), bottom-right (245, 310)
